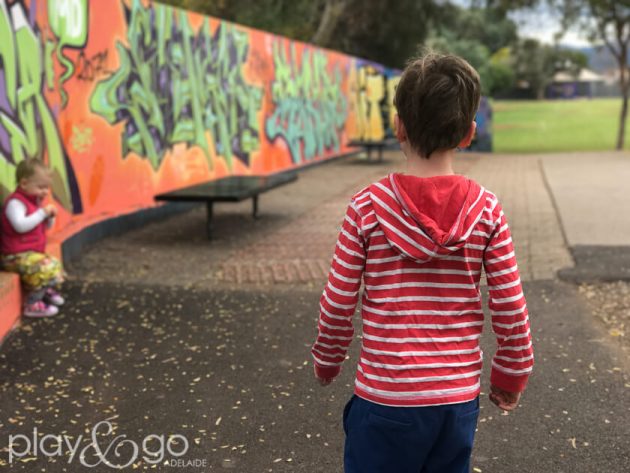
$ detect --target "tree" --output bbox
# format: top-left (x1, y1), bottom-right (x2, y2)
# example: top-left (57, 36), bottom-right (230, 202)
top-left (324, 0), bottom-right (437, 67)
top-left (488, 48), bottom-right (517, 96)
top-left (310, 0), bottom-right (351, 46)
top-left (512, 39), bottom-right (557, 99)
top-left (426, 5), bottom-right (520, 96)
top-left (559, 0), bottom-right (630, 149)
top-left (156, 0), bottom-right (437, 67)
top-left (433, 4), bottom-right (519, 54)
top-left (510, 40), bottom-right (588, 99)
top-left (489, 0), bottom-right (630, 150)
top-left (157, 0), bottom-right (322, 42)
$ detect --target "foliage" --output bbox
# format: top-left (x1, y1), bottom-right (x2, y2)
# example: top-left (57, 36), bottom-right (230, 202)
top-left (324, 0), bottom-right (437, 68)
top-left (512, 39), bottom-right (556, 99)
top-left (158, 0), bottom-right (322, 42)
top-left (426, 6), bottom-right (519, 96)
top-left (157, 0), bottom-right (440, 68)
top-left (508, 39), bottom-right (589, 98)
top-left (488, 49), bottom-right (516, 95)
top-left (432, 4), bottom-right (519, 54)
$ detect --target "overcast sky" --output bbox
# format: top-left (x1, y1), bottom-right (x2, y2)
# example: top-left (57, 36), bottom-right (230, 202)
top-left (509, 5), bottom-right (592, 47)
top-left (449, 0), bottom-right (594, 47)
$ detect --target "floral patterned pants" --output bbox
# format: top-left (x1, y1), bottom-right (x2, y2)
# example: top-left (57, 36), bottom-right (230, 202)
top-left (1, 252), bottom-right (64, 304)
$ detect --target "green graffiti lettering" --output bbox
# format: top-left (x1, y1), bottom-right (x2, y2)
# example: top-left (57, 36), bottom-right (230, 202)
top-left (0, 1), bottom-right (76, 211)
top-left (265, 42), bottom-right (347, 163)
top-left (49, 0), bottom-right (88, 46)
top-left (0, 2), bottom-right (16, 110)
top-left (90, 0), bottom-right (262, 171)
top-left (48, 0), bottom-right (88, 107)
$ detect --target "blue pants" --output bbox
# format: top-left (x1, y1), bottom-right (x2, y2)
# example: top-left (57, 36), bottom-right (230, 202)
top-left (343, 395), bottom-right (480, 473)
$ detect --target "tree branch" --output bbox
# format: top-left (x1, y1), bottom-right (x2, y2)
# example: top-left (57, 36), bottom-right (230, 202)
top-left (310, 0), bottom-right (351, 47)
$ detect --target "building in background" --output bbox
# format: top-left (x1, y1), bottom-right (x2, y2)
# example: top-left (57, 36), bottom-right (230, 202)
top-left (547, 68), bottom-right (606, 99)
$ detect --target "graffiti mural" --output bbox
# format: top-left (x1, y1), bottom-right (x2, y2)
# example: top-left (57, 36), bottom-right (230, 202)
top-left (0, 0), bottom-right (80, 212)
top-left (0, 0), bottom-right (432, 250)
top-left (48, 0), bottom-right (89, 107)
top-left (90, 0), bottom-right (263, 171)
top-left (348, 61), bottom-right (400, 142)
top-left (265, 41), bottom-right (347, 163)
top-left (386, 74), bottom-right (400, 133)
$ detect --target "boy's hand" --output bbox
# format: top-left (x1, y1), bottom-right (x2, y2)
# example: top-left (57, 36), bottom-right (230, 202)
top-left (313, 365), bottom-right (334, 387)
top-left (44, 204), bottom-right (57, 217)
top-left (489, 384), bottom-right (521, 411)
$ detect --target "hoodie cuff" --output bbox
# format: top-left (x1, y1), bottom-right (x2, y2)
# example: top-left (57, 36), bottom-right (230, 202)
top-left (314, 363), bottom-right (341, 380)
top-left (490, 368), bottom-right (530, 393)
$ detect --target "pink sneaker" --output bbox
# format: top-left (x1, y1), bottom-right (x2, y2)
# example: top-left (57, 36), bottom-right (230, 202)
top-left (23, 301), bottom-right (58, 318)
top-left (44, 288), bottom-right (65, 306)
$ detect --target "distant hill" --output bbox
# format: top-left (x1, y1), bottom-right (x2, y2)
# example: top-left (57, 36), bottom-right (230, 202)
top-left (561, 44), bottom-right (629, 72)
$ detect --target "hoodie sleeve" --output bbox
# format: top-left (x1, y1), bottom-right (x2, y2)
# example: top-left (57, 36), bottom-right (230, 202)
top-left (483, 202), bottom-right (534, 393)
top-left (311, 200), bottom-right (366, 380)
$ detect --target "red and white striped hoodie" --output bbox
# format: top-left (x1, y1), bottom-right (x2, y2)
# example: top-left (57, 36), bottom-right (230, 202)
top-left (312, 173), bottom-right (533, 407)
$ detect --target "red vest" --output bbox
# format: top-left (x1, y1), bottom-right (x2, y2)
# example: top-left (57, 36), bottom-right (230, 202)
top-left (0, 188), bottom-right (47, 255)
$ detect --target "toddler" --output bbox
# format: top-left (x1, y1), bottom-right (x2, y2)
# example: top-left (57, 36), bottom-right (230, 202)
top-left (1, 159), bottom-right (65, 318)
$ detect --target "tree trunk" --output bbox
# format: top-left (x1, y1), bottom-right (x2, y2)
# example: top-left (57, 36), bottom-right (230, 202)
top-left (617, 84), bottom-right (629, 151)
top-left (311, 0), bottom-right (349, 47)
top-left (616, 52), bottom-right (629, 150)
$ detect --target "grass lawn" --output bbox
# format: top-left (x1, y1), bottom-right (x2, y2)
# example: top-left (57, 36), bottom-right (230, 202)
top-left (492, 98), bottom-right (630, 153)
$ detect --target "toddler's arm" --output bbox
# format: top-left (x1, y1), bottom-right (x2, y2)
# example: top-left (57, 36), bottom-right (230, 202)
top-left (483, 202), bottom-right (534, 409)
top-left (312, 200), bottom-right (366, 384)
top-left (5, 199), bottom-right (48, 233)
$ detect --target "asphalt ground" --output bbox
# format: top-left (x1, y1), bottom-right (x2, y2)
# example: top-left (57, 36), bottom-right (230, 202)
top-left (1, 150), bottom-right (629, 472)
top-left (0, 279), bottom-right (628, 472)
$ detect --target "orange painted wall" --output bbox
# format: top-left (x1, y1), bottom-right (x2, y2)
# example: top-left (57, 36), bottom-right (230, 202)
top-left (0, 272), bottom-right (21, 341)
top-left (0, 0), bottom-right (400, 247)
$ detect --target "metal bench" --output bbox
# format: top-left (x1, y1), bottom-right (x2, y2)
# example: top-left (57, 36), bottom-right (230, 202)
top-left (348, 138), bottom-right (399, 162)
top-left (155, 172), bottom-right (298, 238)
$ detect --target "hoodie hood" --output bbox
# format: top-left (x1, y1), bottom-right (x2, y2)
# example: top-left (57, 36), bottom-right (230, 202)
top-left (368, 173), bottom-right (486, 263)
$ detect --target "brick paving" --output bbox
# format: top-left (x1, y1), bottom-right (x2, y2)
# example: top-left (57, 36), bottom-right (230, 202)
top-left (215, 152), bottom-right (572, 285)
top-left (465, 154), bottom-right (574, 281)
top-left (214, 152), bottom-right (482, 285)
top-left (71, 151), bottom-right (573, 287)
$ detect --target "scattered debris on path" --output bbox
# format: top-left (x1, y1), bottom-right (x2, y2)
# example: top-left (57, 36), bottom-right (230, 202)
top-left (579, 282), bottom-right (630, 350)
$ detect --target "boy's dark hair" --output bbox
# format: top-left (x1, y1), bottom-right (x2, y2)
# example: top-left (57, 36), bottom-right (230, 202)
top-left (394, 52), bottom-right (481, 159)
top-left (16, 159), bottom-right (47, 183)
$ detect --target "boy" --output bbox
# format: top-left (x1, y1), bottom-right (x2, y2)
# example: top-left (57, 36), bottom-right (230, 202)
top-left (311, 53), bottom-right (533, 473)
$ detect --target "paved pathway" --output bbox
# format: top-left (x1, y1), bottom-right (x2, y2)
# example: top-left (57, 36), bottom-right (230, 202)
top-left (465, 154), bottom-right (573, 281)
top-left (541, 151), bottom-right (630, 247)
top-left (71, 151), bottom-right (574, 287)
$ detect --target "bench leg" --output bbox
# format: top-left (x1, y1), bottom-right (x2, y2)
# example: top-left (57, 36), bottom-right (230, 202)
top-left (366, 147), bottom-right (373, 161)
top-left (252, 195), bottom-right (259, 219)
top-left (378, 145), bottom-right (384, 162)
top-left (206, 202), bottom-right (214, 239)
